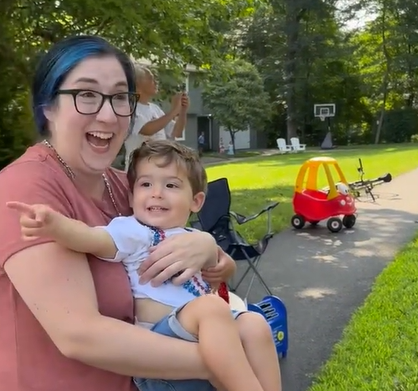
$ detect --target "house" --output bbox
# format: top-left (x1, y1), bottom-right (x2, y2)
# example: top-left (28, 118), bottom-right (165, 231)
top-left (134, 61), bottom-right (267, 152)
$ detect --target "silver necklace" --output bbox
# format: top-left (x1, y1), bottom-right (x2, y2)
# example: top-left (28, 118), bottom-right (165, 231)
top-left (43, 140), bottom-right (122, 216)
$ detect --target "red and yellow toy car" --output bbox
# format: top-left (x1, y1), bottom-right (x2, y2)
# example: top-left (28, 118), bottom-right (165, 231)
top-left (291, 157), bottom-right (357, 233)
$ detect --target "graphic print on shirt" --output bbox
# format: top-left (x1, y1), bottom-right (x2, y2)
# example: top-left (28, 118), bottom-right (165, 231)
top-left (149, 226), bottom-right (211, 297)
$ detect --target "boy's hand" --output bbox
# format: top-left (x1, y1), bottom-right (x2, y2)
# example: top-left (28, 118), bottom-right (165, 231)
top-left (7, 201), bottom-right (57, 240)
top-left (202, 246), bottom-right (235, 285)
top-left (202, 261), bottom-right (226, 285)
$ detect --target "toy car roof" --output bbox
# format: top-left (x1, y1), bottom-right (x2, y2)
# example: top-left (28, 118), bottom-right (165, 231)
top-left (306, 157), bottom-right (337, 164)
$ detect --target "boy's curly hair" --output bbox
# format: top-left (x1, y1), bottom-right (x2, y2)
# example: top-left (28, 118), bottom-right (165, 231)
top-left (127, 139), bottom-right (207, 195)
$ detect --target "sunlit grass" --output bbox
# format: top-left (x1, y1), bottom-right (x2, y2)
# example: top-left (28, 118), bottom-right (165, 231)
top-left (205, 145), bottom-right (418, 242)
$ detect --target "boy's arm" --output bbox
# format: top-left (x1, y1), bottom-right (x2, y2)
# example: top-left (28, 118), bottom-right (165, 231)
top-left (7, 201), bottom-right (141, 261)
top-left (49, 212), bottom-right (117, 259)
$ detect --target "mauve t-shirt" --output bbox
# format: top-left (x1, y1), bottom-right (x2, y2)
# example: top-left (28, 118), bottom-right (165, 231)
top-left (0, 144), bottom-right (137, 391)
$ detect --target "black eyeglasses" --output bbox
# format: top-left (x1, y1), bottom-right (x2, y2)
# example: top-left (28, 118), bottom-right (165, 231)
top-left (57, 89), bottom-right (137, 117)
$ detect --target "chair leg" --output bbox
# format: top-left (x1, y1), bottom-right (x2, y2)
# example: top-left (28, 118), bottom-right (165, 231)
top-left (230, 258), bottom-right (253, 291)
top-left (227, 249), bottom-right (237, 292)
top-left (229, 254), bottom-right (272, 299)
top-left (244, 257), bottom-right (262, 299)
top-left (244, 257), bottom-right (272, 298)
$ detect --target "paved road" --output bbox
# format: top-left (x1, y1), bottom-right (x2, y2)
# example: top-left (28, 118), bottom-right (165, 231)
top-left (235, 168), bottom-right (418, 391)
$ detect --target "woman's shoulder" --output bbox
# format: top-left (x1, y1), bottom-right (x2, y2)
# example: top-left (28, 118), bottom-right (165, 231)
top-left (1, 143), bottom-right (67, 182)
top-left (107, 166), bottom-right (127, 182)
top-left (0, 143), bottom-right (76, 216)
top-left (0, 145), bottom-right (78, 268)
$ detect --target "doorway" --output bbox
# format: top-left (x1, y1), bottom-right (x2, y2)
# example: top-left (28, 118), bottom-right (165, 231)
top-left (197, 115), bottom-right (213, 151)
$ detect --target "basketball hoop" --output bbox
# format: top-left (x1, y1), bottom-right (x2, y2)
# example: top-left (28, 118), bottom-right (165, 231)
top-left (314, 104), bottom-right (335, 122)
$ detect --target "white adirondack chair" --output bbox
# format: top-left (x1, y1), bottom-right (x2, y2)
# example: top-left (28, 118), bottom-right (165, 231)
top-left (290, 137), bottom-right (306, 152)
top-left (276, 138), bottom-right (292, 154)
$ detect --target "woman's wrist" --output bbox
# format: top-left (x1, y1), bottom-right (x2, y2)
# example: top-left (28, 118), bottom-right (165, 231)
top-left (201, 232), bottom-right (218, 268)
top-left (220, 251), bottom-right (236, 280)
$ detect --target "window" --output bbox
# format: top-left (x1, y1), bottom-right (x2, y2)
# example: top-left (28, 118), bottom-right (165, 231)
top-left (174, 73), bottom-right (189, 141)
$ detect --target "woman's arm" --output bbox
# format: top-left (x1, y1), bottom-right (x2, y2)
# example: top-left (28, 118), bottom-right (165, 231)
top-left (4, 242), bottom-right (209, 380)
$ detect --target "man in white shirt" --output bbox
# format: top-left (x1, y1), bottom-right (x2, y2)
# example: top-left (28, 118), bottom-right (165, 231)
top-left (124, 64), bottom-right (189, 170)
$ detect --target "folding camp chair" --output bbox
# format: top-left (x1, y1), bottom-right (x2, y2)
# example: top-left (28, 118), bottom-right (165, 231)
top-left (191, 177), bottom-right (280, 300)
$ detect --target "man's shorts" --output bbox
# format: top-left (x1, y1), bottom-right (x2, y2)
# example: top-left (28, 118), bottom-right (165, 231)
top-left (133, 303), bottom-right (247, 391)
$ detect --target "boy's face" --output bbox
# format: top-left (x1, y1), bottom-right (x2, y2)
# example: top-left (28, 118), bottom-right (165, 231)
top-left (130, 157), bottom-right (205, 229)
top-left (136, 69), bottom-right (158, 97)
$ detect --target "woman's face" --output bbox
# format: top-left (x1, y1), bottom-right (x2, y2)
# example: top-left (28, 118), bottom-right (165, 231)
top-left (44, 55), bottom-right (131, 174)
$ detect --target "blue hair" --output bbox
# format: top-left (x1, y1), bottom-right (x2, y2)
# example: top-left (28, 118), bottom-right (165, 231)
top-left (31, 35), bottom-right (136, 135)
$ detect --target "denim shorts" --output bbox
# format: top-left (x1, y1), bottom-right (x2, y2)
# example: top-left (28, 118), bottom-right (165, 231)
top-left (133, 304), bottom-right (247, 391)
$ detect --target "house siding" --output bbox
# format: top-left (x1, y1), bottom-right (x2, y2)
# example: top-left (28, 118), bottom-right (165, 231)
top-left (189, 73), bottom-right (266, 150)
top-left (183, 115), bottom-right (198, 149)
top-left (251, 129), bottom-right (268, 149)
top-left (155, 72), bottom-right (267, 151)
top-left (157, 72), bottom-right (210, 150)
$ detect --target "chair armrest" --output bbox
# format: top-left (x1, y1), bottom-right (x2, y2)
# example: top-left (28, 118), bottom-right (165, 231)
top-left (230, 201), bottom-right (279, 225)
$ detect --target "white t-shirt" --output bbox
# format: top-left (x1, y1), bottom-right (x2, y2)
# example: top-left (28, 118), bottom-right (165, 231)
top-left (100, 216), bottom-right (211, 308)
top-left (124, 102), bottom-right (175, 169)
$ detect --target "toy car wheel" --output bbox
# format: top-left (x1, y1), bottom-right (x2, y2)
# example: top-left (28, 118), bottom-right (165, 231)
top-left (327, 217), bottom-right (343, 233)
top-left (291, 214), bottom-right (305, 229)
top-left (343, 214), bottom-right (356, 228)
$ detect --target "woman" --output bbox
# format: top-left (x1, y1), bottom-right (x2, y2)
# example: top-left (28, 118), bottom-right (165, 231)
top-left (124, 64), bottom-right (188, 169)
top-left (0, 35), bottom-right (236, 391)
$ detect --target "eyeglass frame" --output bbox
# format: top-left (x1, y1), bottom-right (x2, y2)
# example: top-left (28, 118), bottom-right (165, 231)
top-left (56, 89), bottom-right (137, 117)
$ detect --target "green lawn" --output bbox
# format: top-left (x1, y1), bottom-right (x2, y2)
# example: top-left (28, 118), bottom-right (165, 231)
top-left (202, 150), bottom-right (261, 159)
top-left (206, 144), bottom-right (418, 242)
top-left (307, 235), bottom-right (418, 391)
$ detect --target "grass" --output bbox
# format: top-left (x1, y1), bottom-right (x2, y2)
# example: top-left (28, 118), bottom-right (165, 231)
top-left (205, 144), bottom-right (418, 242)
top-left (202, 150), bottom-right (261, 159)
top-left (307, 235), bottom-right (418, 391)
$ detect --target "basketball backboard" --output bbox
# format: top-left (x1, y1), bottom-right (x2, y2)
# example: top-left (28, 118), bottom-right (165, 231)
top-left (314, 103), bottom-right (336, 119)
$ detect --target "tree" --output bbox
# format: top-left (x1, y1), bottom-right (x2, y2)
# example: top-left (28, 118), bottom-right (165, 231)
top-left (203, 59), bottom-right (272, 152)
top-left (347, 0), bottom-right (418, 143)
top-left (0, 0), bottom-right (254, 167)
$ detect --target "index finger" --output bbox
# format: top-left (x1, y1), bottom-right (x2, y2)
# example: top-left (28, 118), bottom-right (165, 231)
top-left (6, 201), bottom-right (36, 218)
top-left (170, 268), bottom-right (196, 286)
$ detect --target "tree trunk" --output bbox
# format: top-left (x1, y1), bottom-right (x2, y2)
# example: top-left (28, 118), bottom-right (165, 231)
top-left (375, 1), bottom-right (390, 144)
top-left (375, 106), bottom-right (386, 145)
top-left (228, 128), bottom-right (236, 154)
top-left (406, 42), bottom-right (415, 107)
top-left (284, 4), bottom-right (306, 142)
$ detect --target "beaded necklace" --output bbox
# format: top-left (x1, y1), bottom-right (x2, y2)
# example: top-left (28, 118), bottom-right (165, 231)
top-left (42, 140), bottom-right (121, 216)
